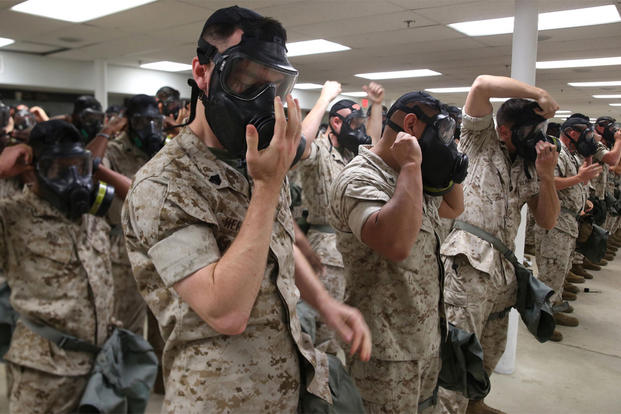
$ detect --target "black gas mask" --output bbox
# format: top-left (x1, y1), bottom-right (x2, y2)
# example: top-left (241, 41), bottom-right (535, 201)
top-left (12, 109), bottom-right (36, 143)
top-left (129, 113), bottom-right (166, 158)
top-left (386, 100), bottom-right (469, 196)
top-left (195, 34), bottom-right (298, 158)
top-left (510, 103), bottom-right (561, 163)
top-left (596, 116), bottom-right (617, 148)
top-left (35, 143), bottom-right (114, 220)
top-left (75, 108), bottom-right (104, 144)
top-left (562, 117), bottom-right (598, 157)
top-left (0, 103), bottom-right (9, 131)
top-left (332, 106), bottom-right (371, 155)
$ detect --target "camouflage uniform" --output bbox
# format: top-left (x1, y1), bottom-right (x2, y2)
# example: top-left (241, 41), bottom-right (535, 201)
top-left (122, 127), bottom-right (331, 413)
top-left (0, 187), bottom-right (114, 413)
top-left (439, 112), bottom-right (540, 414)
top-left (102, 132), bottom-right (149, 334)
top-left (0, 177), bottom-right (22, 286)
top-left (534, 143), bottom-right (584, 303)
top-left (330, 145), bottom-right (442, 413)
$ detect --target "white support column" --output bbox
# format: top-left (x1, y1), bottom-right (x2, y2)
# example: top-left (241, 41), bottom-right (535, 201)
top-left (494, 0), bottom-right (538, 376)
top-left (94, 59), bottom-right (108, 109)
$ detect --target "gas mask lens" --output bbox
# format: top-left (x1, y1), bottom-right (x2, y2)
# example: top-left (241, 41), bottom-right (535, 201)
top-left (431, 113), bottom-right (457, 145)
top-left (221, 55), bottom-right (297, 100)
top-left (79, 108), bottom-right (105, 125)
top-left (14, 110), bottom-right (36, 131)
top-left (130, 114), bottom-right (164, 131)
top-left (346, 114), bottom-right (367, 130)
top-left (37, 152), bottom-right (92, 183)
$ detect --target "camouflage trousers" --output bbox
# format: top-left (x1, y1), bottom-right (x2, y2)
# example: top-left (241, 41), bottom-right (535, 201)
top-left (111, 262), bottom-right (146, 335)
top-left (7, 362), bottom-right (88, 414)
top-left (350, 353), bottom-right (441, 414)
top-left (315, 264), bottom-right (346, 359)
top-left (535, 227), bottom-right (576, 304)
top-left (439, 255), bottom-right (516, 414)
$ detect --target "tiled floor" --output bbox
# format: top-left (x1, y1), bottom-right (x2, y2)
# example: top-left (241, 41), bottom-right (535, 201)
top-left (2, 255), bottom-right (620, 413)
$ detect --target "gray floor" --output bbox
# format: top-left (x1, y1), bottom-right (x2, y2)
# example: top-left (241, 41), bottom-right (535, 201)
top-left (1, 256), bottom-right (620, 413)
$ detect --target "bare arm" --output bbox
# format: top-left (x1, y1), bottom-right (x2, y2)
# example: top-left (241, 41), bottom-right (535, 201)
top-left (464, 75), bottom-right (558, 118)
top-left (293, 245), bottom-right (371, 361)
top-left (528, 141), bottom-right (560, 229)
top-left (293, 222), bottom-right (325, 276)
top-left (173, 95), bottom-right (302, 335)
top-left (555, 162), bottom-right (601, 191)
top-left (363, 82), bottom-right (384, 146)
top-left (93, 165), bottom-right (132, 200)
top-left (601, 131), bottom-right (621, 166)
top-left (361, 133), bottom-right (423, 261)
top-left (299, 81), bottom-right (342, 160)
top-left (0, 144), bottom-right (33, 178)
top-left (438, 184), bottom-right (464, 219)
top-left (86, 116), bottom-right (127, 159)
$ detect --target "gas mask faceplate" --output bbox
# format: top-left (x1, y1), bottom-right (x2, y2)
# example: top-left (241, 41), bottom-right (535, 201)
top-left (333, 107), bottom-right (371, 155)
top-left (35, 143), bottom-right (114, 219)
top-left (129, 112), bottom-right (166, 157)
top-left (75, 108), bottom-right (104, 143)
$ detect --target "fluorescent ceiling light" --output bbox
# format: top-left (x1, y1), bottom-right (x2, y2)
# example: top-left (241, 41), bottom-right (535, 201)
top-left (342, 92), bottom-right (367, 97)
top-left (593, 94), bottom-right (621, 99)
top-left (293, 83), bottom-right (324, 90)
top-left (568, 80), bottom-right (621, 87)
top-left (356, 69), bottom-right (441, 80)
top-left (555, 110), bottom-right (571, 114)
top-left (11, 0), bottom-right (157, 23)
top-left (490, 98), bottom-right (509, 102)
top-left (537, 57), bottom-right (621, 69)
top-left (425, 87), bottom-right (471, 93)
top-left (0, 37), bottom-right (15, 48)
top-left (449, 5), bottom-right (620, 36)
top-left (286, 39), bottom-right (349, 57)
top-left (140, 61), bottom-right (191, 72)
top-left (609, 103), bottom-right (621, 106)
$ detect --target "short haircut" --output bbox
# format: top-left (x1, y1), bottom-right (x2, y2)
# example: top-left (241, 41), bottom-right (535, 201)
top-left (496, 98), bottom-right (534, 128)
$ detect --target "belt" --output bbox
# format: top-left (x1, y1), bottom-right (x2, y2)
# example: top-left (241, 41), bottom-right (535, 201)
top-left (488, 306), bottom-right (512, 321)
top-left (418, 385), bottom-right (438, 411)
top-left (308, 224), bottom-right (335, 234)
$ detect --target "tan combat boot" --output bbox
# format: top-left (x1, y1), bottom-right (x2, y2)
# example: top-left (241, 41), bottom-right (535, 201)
top-left (550, 330), bottom-right (563, 342)
top-left (562, 291), bottom-right (577, 301)
top-left (583, 257), bottom-right (601, 271)
top-left (571, 263), bottom-right (594, 279)
top-left (563, 282), bottom-right (579, 294)
top-left (466, 399), bottom-right (507, 414)
top-left (554, 312), bottom-right (579, 327)
top-left (566, 271), bottom-right (585, 284)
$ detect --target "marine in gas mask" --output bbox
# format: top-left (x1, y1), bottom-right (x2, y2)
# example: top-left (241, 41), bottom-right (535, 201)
top-left (71, 96), bottom-right (105, 144)
top-left (11, 108), bottom-right (36, 144)
top-left (595, 116), bottom-right (621, 149)
top-left (326, 99), bottom-right (371, 156)
top-left (156, 86), bottom-right (182, 119)
top-left (561, 115), bottom-right (599, 157)
top-left (125, 94), bottom-right (167, 158)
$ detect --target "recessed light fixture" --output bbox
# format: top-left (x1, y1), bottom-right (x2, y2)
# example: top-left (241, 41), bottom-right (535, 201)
top-left (356, 69), bottom-right (441, 80)
top-left (555, 110), bottom-right (572, 114)
top-left (140, 61), bottom-right (192, 72)
top-left (593, 94), bottom-right (621, 99)
top-left (609, 103), bottom-right (621, 107)
top-left (286, 39), bottom-right (350, 57)
top-left (293, 83), bottom-right (324, 90)
top-left (425, 87), bottom-right (471, 93)
top-left (11, 0), bottom-right (157, 23)
top-left (490, 98), bottom-right (509, 102)
top-left (537, 57), bottom-right (621, 69)
top-left (449, 5), bottom-right (621, 36)
top-left (568, 80), bottom-right (621, 87)
top-left (342, 92), bottom-right (368, 97)
top-left (0, 37), bottom-right (15, 48)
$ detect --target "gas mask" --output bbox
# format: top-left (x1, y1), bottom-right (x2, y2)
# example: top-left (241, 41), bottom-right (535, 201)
top-left (161, 96), bottom-right (181, 119)
top-left (75, 108), bottom-right (104, 144)
top-left (129, 113), bottom-right (166, 158)
top-left (0, 103), bottom-right (9, 131)
top-left (596, 116), bottom-right (617, 148)
top-left (12, 109), bottom-right (36, 143)
top-left (35, 143), bottom-right (114, 220)
top-left (332, 108), bottom-right (371, 155)
top-left (197, 34), bottom-right (298, 158)
top-left (386, 103), bottom-right (469, 196)
top-left (562, 117), bottom-right (598, 157)
top-left (511, 119), bottom-right (561, 162)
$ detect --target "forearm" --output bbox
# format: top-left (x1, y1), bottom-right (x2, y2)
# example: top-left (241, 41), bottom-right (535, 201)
top-left (466, 75), bottom-right (544, 117)
top-left (601, 140), bottom-right (621, 166)
top-left (533, 177), bottom-right (560, 229)
top-left (367, 103), bottom-right (382, 146)
top-left (361, 163), bottom-right (423, 260)
top-left (555, 175), bottom-right (583, 191)
top-left (86, 134), bottom-right (111, 159)
top-left (293, 245), bottom-right (331, 309)
top-left (178, 183), bottom-right (282, 334)
top-left (438, 184), bottom-right (464, 218)
top-left (300, 96), bottom-right (332, 159)
top-left (94, 166), bottom-right (132, 200)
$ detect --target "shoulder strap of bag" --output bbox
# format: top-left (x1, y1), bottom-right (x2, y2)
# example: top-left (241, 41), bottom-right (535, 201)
top-left (453, 220), bottom-right (518, 266)
top-left (20, 316), bottom-right (100, 354)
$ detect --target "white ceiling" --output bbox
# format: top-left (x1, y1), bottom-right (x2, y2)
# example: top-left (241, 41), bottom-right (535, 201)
top-left (1, 0), bottom-right (621, 119)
